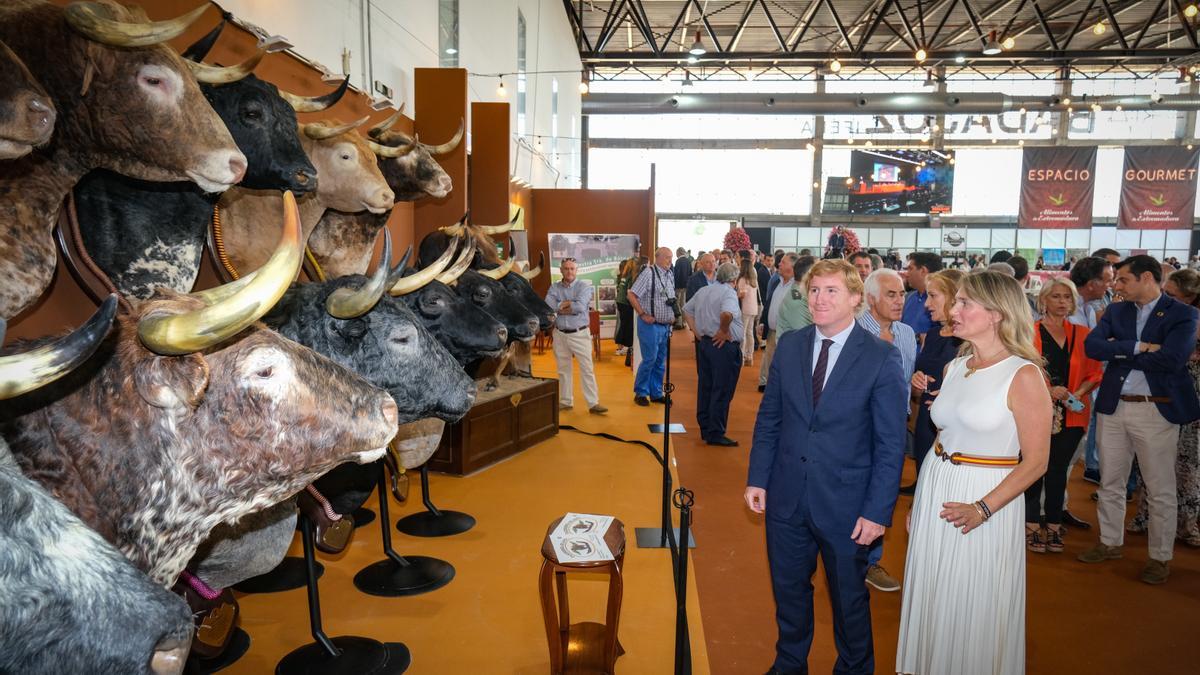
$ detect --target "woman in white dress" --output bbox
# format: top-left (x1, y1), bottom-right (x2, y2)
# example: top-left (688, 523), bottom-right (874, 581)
top-left (897, 271), bottom-right (1053, 675)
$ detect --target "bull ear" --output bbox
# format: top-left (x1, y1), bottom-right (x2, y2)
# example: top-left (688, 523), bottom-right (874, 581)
top-left (134, 353), bottom-right (209, 411)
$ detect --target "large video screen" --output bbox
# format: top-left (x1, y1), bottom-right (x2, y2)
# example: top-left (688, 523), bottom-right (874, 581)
top-left (848, 149), bottom-right (954, 215)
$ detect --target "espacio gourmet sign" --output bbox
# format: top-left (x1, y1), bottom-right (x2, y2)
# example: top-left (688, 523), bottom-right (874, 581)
top-left (1018, 147), bottom-right (1096, 229)
top-left (1119, 146), bottom-right (1200, 229)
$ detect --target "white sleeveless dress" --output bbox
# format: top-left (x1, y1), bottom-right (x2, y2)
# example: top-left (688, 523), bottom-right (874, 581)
top-left (896, 355), bottom-right (1034, 675)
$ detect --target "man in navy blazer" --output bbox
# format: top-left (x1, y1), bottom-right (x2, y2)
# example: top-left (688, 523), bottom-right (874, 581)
top-left (1080, 255), bottom-right (1200, 585)
top-left (745, 258), bottom-right (907, 675)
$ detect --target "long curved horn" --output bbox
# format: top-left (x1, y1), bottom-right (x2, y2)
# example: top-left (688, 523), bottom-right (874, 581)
top-left (368, 106), bottom-right (406, 135)
top-left (0, 295), bottom-right (118, 400)
top-left (386, 245), bottom-right (413, 290)
top-left (389, 237), bottom-right (457, 296)
top-left (138, 192), bottom-right (303, 355)
top-left (479, 240), bottom-right (517, 280)
top-left (326, 229), bottom-right (395, 319)
top-left (476, 207), bottom-right (520, 236)
top-left (521, 251), bottom-right (545, 281)
top-left (436, 236), bottom-right (477, 286)
top-left (185, 49), bottom-right (264, 84)
top-left (302, 116), bottom-right (368, 141)
top-left (366, 137), bottom-right (417, 159)
top-left (424, 119), bottom-right (465, 156)
top-left (181, 17), bottom-right (225, 61)
top-left (438, 212), bottom-right (470, 238)
top-left (279, 76), bottom-right (350, 113)
top-left (64, 2), bottom-right (210, 48)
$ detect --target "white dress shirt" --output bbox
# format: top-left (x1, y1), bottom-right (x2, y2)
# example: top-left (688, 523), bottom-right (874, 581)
top-left (810, 319), bottom-right (856, 382)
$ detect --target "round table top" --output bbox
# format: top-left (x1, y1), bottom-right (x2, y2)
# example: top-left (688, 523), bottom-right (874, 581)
top-left (541, 516), bottom-right (626, 567)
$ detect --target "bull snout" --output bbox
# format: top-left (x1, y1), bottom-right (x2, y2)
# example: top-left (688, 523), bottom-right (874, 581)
top-left (496, 325), bottom-right (508, 343)
top-left (525, 317), bottom-right (539, 336)
top-left (228, 155), bottom-right (248, 184)
top-left (187, 148), bottom-right (249, 193)
top-left (25, 95), bottom-right (54, 143)
top-left (431, 174), bottom-right (452, 197)
top-left (149, 636), bottom-right (189, 675)
top-left (365, 186), bottom-right (396, 214)
top-left (381, 396), bottom-right (398, 427)
top-left (290, 167), bottom-right (318, 193)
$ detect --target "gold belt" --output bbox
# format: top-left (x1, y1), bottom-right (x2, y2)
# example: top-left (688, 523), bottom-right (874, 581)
top-left (934, 442), bottom-right (1020, 468)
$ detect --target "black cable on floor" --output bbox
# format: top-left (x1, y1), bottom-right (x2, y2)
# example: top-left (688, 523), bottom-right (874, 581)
top-left (559, 425), bottom-right (665, 466)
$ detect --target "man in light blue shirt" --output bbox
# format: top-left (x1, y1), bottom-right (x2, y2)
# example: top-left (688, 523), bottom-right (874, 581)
top-left (683, 262), bottom-right (743, 446)
top-left (854, 268), bottom-right (917, 593)
top-left (545, 259), bottom-right (606, 414)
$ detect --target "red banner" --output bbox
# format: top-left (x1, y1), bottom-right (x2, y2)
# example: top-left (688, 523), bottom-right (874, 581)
top-left (1119, 146), bottom-right (1200, 229)
top-left (1018, 147), bottom-right (1096, 229)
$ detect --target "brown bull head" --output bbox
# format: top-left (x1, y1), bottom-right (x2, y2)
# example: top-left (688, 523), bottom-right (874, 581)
top-left (0, 40), bottom-right (55, 159)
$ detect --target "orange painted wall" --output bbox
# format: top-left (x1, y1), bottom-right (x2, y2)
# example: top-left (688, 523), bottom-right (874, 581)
top-left (413, 68), bottom-right (468, 244)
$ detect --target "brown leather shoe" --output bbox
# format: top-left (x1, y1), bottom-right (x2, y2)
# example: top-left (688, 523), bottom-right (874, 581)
top-left (1140, 559), bottom-right (1170, 585)
top-left (1077, 542), bottom-right (1122, 563)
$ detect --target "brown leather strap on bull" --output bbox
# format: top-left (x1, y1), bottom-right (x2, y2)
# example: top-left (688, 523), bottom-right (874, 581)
top-left (296, 486), bottom-right (353, 554)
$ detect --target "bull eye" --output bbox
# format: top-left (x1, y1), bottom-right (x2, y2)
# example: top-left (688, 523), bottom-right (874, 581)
top-left (245, 109), bottom-right (262, 120)
top-left (340, 153), bottom-right (352, 160)
top-left (143, 76), bottom-right (163, 87)
top-left (255, 366), bottom-right (274, 379)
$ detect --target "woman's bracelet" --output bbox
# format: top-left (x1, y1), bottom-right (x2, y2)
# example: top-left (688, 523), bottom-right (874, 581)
top-left (975, 500), bottom-right (992, 521)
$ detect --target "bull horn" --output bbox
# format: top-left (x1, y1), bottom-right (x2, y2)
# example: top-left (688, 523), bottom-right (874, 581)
top-left (302, 116), bottom-right (369, 141)
top-left (368, 106), bottom-right (406, 134)
top-left (438, 212), bottom-right (470, 238)
top-left (181, 17), bottom-right (226, 61)
top-left (64, 2), bottom-right (210, 48)
top-left (185, 49), bottom-right (265, 84)
top-left (138, 191), bottom-right (303, 355)
top-left (0, 295), bottom-right (118, 400)
top-left (389, 236), bottom-right (458, 296)
top-left (476, 207), bottom-right (520, 236)
top-left (387, 245), bottom-right (414, 289)
top-left (479, 240), bottom-right (517, 280)
top-left (424, 119), bottom-right (465, 156)
top-left (279, 76), bottom-right (350, 113)
top-left (521, 251), bottom-right (545, 281)
top-left (366, 137), bottom-right (417, 159)
top-left (326, 229), bottom-right (397, 319)
top-left (436, 235), bottom-right (477, 286)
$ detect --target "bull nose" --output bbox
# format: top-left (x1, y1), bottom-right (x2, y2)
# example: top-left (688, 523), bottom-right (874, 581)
top-left (381, 396), bottom-right (398, 427)
top-left (292, 169), bottom-right (317, 191)
top-left (228, 155), bottom-right (248, 184)
top-left (526, 318), bottom-right (539, 335)
top-left (27, 96), bottom-right (54, 130)
top-left (378, 188), bottom-right (395, 207)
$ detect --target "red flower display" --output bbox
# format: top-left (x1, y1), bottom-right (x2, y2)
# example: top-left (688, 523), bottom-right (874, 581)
top-left (724, 227), bottom-right (752, 252)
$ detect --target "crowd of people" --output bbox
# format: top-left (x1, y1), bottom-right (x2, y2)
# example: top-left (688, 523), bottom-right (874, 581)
top-left (545, 240), bottom-right (1200, 675)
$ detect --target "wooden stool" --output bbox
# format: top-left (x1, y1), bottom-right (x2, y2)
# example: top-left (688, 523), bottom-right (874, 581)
top-left (538, 517), bottom-right (626, 674)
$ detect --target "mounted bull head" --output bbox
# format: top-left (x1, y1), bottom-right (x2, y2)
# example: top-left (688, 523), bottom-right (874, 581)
top-left (0, 0), bottom-right (246, 319)
top-left (369, 119), bottom-right (464, 200)
top-left (0, 40), bottom-right (54, 160)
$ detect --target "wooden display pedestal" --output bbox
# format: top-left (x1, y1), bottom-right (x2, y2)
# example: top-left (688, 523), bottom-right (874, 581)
top-left (427, 376), bottom-right (558, 476)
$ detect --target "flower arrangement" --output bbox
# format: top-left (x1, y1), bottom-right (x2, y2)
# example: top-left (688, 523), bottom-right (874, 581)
top-left (723, 227), bottom-right (752, 252)
top-left (828, 227), bottom-right (862, 256)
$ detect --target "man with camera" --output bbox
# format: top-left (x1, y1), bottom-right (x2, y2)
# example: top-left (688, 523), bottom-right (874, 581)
top-left (628, 246), bottom-right (678, 406)
top-left (683, 262), bottom-right (743, 446)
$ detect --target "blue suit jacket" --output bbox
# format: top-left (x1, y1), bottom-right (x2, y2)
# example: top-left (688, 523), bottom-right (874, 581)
top-left (748, 323), bottom-right (908, 531)
top-left (685, 270), bottom-right (713, 301)
top-left (1084, 294), bottom-right (1200, 425)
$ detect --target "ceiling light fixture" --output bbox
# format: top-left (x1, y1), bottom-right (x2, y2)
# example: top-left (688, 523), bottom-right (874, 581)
top-left (1003, 36), bottom-right (1015, 50)
top-left (1186, 4), bottom-right (1198, 18)
top-left (445, 47), bottom-right (458, 55)
top-left (915, 47), bottom-right (928, 62)
top-left (955, 54), bottom-right (966, 64)
top-left (1062, 96), bottom-right (1071, 105)
top-left (982, 30), bottom-right (1002, 55)
top-left (830, 57), bottom-right (842, 73)
top-left (1093, 22), bottom-right (1107, 35)
top-left (689, 29), bottom-right (706, 56)
top-left (497, 79), bottom-right (507, 97)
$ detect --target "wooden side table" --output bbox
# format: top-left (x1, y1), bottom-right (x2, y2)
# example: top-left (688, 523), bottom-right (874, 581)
top-left (538, 517), bottom-right (626, 674)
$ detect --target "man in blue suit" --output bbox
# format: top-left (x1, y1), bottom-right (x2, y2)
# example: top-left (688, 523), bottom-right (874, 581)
top-left (745, 258), bottom-right (907, 675)
top-left (1079, 255), bottom-right (1200, 585)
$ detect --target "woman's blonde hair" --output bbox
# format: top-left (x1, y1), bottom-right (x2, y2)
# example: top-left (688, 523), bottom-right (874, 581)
top-left (957, 271), bottom-right (1044, 366)
top-left (927, 268), bottom-right (965, 337)
top-left (1037, 277), bottom-right (1080, 317)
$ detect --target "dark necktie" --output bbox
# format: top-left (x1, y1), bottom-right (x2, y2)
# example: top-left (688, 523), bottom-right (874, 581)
top-left (812, 338), bottom-right (834, 406)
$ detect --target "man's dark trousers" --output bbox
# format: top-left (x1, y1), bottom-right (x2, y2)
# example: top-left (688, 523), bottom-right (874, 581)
top-left (766, 495), bottom-right (874, 675)
top-left (696, 337), bottom-right (741, 442)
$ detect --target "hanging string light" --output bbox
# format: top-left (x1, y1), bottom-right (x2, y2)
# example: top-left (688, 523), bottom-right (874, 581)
top-left (497, 77), bottom-right (507, 97)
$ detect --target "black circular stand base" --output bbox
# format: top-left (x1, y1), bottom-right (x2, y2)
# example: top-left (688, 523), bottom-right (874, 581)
top-left (353, 556), bottom-right (455, 597)
top-left (395, 510), bottom-right (475, 537)
top-left (234, 557), bottom-right (323, 594)
top-left (352, 508), bottom-right (376, 528)
top-left (186, 627), bottom-right (250, 674)
top-left (275, 636), bottom-right (410, 675)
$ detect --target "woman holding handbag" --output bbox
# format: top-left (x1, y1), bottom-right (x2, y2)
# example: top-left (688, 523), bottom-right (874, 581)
top-left (1024, 277), bottom-right (1103, 553)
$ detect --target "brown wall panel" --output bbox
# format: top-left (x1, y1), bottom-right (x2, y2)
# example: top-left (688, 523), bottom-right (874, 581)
top-left (413, 68), bottom-right (468, 244)
top-left (469, 102), bottom-right (510, 227)
top-left (526, 188), bottom-right (653, 296)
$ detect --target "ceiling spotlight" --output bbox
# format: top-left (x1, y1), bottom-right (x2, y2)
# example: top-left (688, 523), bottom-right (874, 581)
top-left (992, 137), bottom-right (998, 143)
top-left (813, 181), bottom-right (820, 189)
top-left (847, 138), bottom-right (855, 144)
top-left (1115, 104), bottom-right (1123, 111)
top-left (1093, 22), bottom-right (1107, 35)
top-left (1019, 107), bottom-right (1026, 114)
top-left (689, 29), bottom-right (706, 56)
top-left (1003, 36), bottom-right (1016, 50)
top-left (444, 47), bottom-right (458, 55)
top-left (983, 30), bottom-right (1002, 55)
top-left (1091, 102), bottom-right (1102, 112)
top-left (1189, 143), bottom-right (1195, 150)
top-left (830, 58), bottom-right (842, 73)
top-left (1062, 96), bottom-right (1071, 105)
top-left (955, 54), bottom-right (966, 64)
top-left (256, 34), bottom-right (293, 53)
top-left (1186, 4), bottom-right (1198, 18)
top-left (1178, 67), bottom-right (1191, 83)
top-left (865, 140), bottom-right (874, 147)
top-left (497, 79), bottom-right (507, 97)
top-left (1019, 139), bottom-right (1025, 146)
top-left (915, 47), bottom-right (928, 62)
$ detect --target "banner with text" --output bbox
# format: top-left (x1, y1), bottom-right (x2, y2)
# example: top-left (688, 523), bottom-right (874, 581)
top-left (1119, 146), bottom-right (1200, 229)
top-left (1018, 147), bottom-right (1096, 229)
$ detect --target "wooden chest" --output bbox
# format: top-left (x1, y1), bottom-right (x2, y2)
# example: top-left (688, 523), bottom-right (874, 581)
top-left (427, 376), bottom-right (559, 476)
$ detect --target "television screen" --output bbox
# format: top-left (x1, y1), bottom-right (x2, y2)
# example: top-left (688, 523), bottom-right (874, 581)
top-left (872, 162), bottom-right (900, 183)
top-left (846, 149), bottom-right (955, 215)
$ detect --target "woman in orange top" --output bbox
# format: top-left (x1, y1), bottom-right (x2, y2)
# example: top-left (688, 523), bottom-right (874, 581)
top-left (1025, 277), bottom-right (1103, 554)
